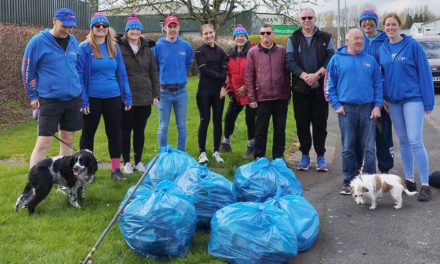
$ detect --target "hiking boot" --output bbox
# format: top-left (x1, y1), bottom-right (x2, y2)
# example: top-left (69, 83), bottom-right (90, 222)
top-left (316, 156), bottom-right (328, 172)
top-left (123, 162), bottom-right (133, 174)
top-left (405, 179), bottom-right (417, 192)
top-left (243, 146), bottom-right (254, 158)
top-left (219, 143), bottom-right (232, 153)
top-left (111, 168), bottom-right (127, 181)
top-left (339, 183), bottom-right (351, 195)
top-left (418, 186), bottom-right (432, 202)
top-left (297, 155), bottom-right (310, 171)
top-left (212, 151), bottom-right (224, 163)
top-left (199, 152), bottom-right (209, 164)
top-left (134, 162), bottom-right (146, 173)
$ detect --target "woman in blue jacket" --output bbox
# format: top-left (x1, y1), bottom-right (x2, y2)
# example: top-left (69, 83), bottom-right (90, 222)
top-left (379, 13), bottom-right (435, 202)
top-left (77, 12), bottom-right (133, 181)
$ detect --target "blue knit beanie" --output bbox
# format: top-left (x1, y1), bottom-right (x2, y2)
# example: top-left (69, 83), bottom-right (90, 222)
top-left (90, 12), bottom-right (109, 29)
top-left (125, 13), bottom-right (143, 32)
top-left (359, 9), bottom-right (378, 26)
top-left (232, 24), bottom-right (248, 39)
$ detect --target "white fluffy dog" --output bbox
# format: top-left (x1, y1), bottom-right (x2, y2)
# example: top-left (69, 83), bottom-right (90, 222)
top-left (350, 174), bottom-right (418, 210)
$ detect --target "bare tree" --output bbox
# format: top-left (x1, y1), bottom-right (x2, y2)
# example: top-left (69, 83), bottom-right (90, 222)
top-left (94, 0), bottom-right (330, 32)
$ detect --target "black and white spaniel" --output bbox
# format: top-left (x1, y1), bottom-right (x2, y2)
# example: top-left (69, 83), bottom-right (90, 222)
top-left (15, 149), bottom-right (98, 215)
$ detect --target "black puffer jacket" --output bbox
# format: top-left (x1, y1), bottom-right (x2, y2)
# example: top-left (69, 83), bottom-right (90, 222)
top-left (118, 35), bottom-right (160, 106)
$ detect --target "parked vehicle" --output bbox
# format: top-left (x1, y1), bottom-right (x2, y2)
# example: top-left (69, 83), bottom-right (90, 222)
top-left (415, 36), bottom-right (440, 93)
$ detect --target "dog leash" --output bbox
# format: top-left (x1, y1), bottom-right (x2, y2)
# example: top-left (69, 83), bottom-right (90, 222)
top-left (359, 118), bottom-right (375, 179)
top-left (81, 154), bottom-right (159, 264)
top-left (53, 134), bottom-right (78, 152)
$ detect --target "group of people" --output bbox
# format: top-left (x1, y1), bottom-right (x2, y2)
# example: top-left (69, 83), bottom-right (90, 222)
top-left (22, 7), bottom-right (435, 202)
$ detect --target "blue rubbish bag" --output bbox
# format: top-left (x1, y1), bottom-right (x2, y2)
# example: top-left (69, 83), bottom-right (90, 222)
top-left (234, 157), bottom-right (303, 202)
top-left (118, 181), bottom-right (197, 259)
top-left (175, 164), bottom-right (237, 230)
top-left (208, 202), bottom-right (298, 264)
top-left (141, 145), bottom-right (198, 189)
top-left (266, 194), bottom-right (320, 251)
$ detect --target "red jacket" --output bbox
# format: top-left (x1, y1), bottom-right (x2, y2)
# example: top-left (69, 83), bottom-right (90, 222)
top-left (225, 42), bottom-right (255, 105)
top-left (245, 43), bottom-right (290, 103)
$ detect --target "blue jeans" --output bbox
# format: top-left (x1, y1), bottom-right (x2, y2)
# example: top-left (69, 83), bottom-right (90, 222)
top-left (388, 101), bottom-right (429, 183)
top-left (338, 103), bottom-right (376, 183)
top-left (157, 88), bottom-right (188, 151)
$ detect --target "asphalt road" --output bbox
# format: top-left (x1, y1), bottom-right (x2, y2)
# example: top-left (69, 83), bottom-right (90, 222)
top-left (288, 94), bottom-right (440, 264)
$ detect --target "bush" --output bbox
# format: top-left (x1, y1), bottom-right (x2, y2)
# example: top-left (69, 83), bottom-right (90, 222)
top-left (248, 34), bottom-right (290, 48)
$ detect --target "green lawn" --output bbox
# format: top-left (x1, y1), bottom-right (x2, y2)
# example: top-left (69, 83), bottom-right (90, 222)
top-left (0, 76), bottom-right (296, 263)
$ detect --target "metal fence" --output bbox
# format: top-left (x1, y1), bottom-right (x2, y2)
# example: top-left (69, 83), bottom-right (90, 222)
top-left (0, 0), bottom-right (95, 29)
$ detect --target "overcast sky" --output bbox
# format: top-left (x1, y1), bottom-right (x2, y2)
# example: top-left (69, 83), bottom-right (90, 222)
top-left (311, 0), bottom-right (440, 16)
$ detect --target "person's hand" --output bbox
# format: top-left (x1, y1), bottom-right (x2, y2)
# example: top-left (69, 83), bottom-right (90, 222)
top-left (220, 87), bottom-right (227, 99)
top-left (383, 101), bottom-right (389, 114)
top-left (82, 107), bottom-right (90, 115)
top-left (237, 86), bottom-right (246, 97)
top-left (426, 110), bottom-right (432, 115)
top-left (124, 105), bottom-right (132, 111)
top-left (249, 102), bottom-right (258, 109)
top-left (30, 99), bottom-right (39, 110)
top-left (335, 106), bottom-right (345, 115)
top-left (29, 79), bottom-right (37, 89)
top-left (310, 81), bottom-right (319, 88)
top-left (153, 98), bottom-right (159, 105)
top-left (370, 106), bottom-right (381, 119)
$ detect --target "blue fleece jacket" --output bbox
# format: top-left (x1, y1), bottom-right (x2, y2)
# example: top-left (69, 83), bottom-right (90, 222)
top-left (325, 47), bottom-right (383, 110)
top-left (363, 30), bottom-right (387, 61)
top-left (22, 29), bottom-right (81, 101)
top-left (379, 34), bottom-right (434, 111)
top-left (77, 41), bottom-right (132, 108)
top-left (152, 37), bottom-right (193, 85)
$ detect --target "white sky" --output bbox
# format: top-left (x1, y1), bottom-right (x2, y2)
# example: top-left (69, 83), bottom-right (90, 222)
top-left (311, 0), bottom-right (440, 16)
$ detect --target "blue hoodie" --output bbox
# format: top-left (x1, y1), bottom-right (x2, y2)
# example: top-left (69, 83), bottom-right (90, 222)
top-left (22, 29), bottom-right (81, 101)
top-left (363, 30), bottom-right (387, 62)
top-left (77, 41), bottom-right (132, 108)
top-left (325, 47), bottom-right (383, 110)
top-left (379, 34), bottom-right (434, 111)
top-left (152, 37), bottom-right (193, 85)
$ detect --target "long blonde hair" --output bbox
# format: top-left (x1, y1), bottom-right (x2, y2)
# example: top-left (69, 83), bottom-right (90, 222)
top-left (86, 27), bottom-right (117, 58)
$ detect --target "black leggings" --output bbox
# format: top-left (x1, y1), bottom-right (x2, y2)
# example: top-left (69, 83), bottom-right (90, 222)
top-left (80, 96), bottom-right (122, 159)
top-left (224, 101), bottom-right (257, 140)
top-left (121, 105), bottom-right (152, 164)
top-left (196, 87), bottom-right (225, 153)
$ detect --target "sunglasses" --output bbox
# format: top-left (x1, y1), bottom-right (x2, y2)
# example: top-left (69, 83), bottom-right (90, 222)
top-left (301, 16), bottom-right (314, 21)
top-left (93, 23), bottom-right (109, 29)
top-left (260, 31), bottom-right (272, 35)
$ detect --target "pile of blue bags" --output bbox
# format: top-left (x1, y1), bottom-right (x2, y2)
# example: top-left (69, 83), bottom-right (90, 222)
top-left (117, 146), bottom-right (320, 262)
top-left (175, 164), bottom-right (237, 230)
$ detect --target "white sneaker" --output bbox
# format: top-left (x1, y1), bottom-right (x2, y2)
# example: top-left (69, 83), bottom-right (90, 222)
top-left (123, 162), bottom-right (134, 174)
top-left (134, 162), bottom-right (145, 173)
top-left (199, 152), bottom-right (209, 164)
top-left (212, 151), bottom-right (224, 163)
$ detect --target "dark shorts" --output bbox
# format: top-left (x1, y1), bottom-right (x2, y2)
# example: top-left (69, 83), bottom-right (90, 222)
top-left (38, 96), bottom-right (82, 136)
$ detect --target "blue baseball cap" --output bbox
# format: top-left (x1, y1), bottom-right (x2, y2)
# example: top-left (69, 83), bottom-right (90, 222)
top-left (54, 8), bottom-right (77, 27)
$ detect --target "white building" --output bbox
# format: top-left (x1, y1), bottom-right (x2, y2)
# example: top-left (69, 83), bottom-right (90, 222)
top-left (422, 18), bottom-right (440, 36)
top-left (410, 23), bottom-right (423, 37)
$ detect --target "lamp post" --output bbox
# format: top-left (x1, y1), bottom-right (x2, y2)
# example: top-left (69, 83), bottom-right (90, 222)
top-left (337, 0), bottom-right (341, 47)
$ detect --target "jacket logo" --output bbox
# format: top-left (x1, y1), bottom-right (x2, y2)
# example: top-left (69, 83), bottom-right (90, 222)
top-left (68, 51), bottom-right (77, 56)
top-left (398, 56), bottom-right (407, 61)
top-left (179, 51), bottom-right (186, 56)
top-left (362, 62), bottom-right (371, 67)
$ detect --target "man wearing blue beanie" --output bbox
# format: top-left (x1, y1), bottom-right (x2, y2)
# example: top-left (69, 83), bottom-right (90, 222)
top-left (359, 9), bottom-right (394, 175)
top-left (22, 8), bottom-right (82, 170)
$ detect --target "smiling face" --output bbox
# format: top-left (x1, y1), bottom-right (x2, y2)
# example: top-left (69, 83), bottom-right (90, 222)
top-left (300, 9), bottom-right (316, 32)
top-left (384, 16), bottom-right (401, 40)
top-left (165, 23), bottom-right (180, 42)
top-left (234, 33), bottom-right (247, 48)
top-left (52, 18), bottom-right (73, 38)
top-left (126, 28), bottom-right (141, 42)
top-left (346, 28), bottom-right (365, 55)
top-left (361, 18), bottom-right (377, 37)
top-left (201, 25), bottom-right (216, 47)
top-left (92, 22), bottom-right (109, 38)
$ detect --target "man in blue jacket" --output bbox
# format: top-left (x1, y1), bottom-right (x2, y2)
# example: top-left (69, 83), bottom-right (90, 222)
top-left (22, 8), bottom-right (82, 168)
top-left (152, 16), bottom-right (193, 151)
top-left (325, 28), bottom-right (383, 195)
top-left (359, 9), bottom-right (394, 174)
